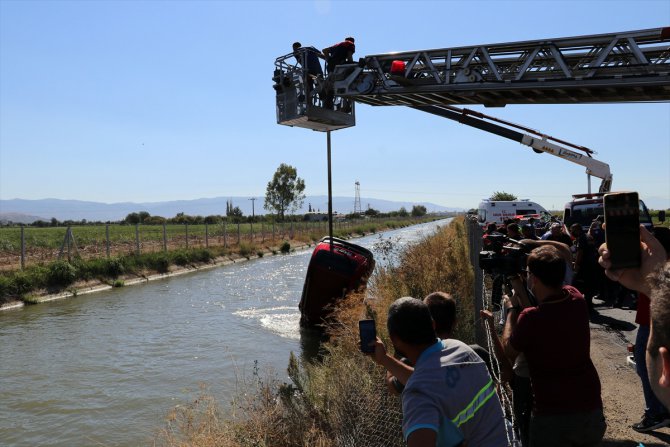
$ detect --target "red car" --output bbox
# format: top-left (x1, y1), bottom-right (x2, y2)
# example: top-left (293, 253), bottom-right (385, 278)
top-left (299, 237), bottom-right (375, 328)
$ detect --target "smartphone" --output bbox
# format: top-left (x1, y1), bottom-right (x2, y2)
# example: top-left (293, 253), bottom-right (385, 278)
top-left (359, 319), bottom-right (376, 353)
top-left (604, 192), bottom-right (641, 269)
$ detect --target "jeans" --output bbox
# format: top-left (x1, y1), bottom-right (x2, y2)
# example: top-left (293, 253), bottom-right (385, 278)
top-left (635, 324), bottom-right (668, 418)
top-left (529, 409), bottom-right (606, 447)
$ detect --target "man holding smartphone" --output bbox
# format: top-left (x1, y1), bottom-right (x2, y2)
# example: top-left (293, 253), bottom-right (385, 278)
top-left (369, 297), bottom-right (507, 447)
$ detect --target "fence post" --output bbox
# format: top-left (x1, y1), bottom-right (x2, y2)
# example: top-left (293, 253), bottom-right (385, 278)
top-left (105, 224), bottom-right (110, 258)
top-left (224, 222), bottom-right (227, 248)
top-left (205, 223), bottom-right (209, 248)
top-left (272, 221), bottom-right (275, 242)
top-left (250, 221), bottom-right (254, 242)
top-left (261, 221), bottom-right (265, 243)
top-left (468, 218), bottom-right (486, 347)
top-left (135, 224), bottom-right (141, 255)
top-left (290, 221), bottom-right (294, 239)
top-left (163, 223), bottom-right (167, 252)
top-left (185, 223), bottom-right (189, 249)
top-left (237, 223), bottom-right (241, 245)
top-left (20, 226), bottom-right (25, 270)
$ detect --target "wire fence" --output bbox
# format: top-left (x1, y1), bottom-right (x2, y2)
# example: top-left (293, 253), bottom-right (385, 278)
top-left (338, 372), bottom-right (405, 447)
top-left (0, 217), bottom-right (422, 271)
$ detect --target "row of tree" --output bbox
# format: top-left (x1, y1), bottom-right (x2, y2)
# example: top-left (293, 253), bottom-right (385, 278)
top-left (7, 164), bottom-right (434, 227)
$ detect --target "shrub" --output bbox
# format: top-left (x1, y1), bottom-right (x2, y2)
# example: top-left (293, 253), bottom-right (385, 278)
top-left (105, 258), bottom-right (126, 278)
top-left (0, 276), bottom-right (12, 303)
top-left (143, 253), bottom-right (170, 273)
top-left (173, 251), bottom-right (190, 266)
top-left (280, 241), bottom-right (291, 253)
top-left (47, 260), bottom-right (77, 287)
top-left (238, 242), bottom-right (256, 257)
top-left (190, 249), bottom-right (213, 263)
top-left (112, 279), bottom-right (125, 287)
top-left (256, 251), bottom-right (264, 258)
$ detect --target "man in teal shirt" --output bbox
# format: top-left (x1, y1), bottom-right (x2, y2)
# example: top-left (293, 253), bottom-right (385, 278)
top-left (371, 297), bottom-right (508, 446)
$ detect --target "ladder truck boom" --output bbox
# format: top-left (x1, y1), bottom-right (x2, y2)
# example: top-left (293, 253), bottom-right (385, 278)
top-left (332, 27), bottom-right (670, 107)
top-left (413, 104), bottom-right (612, 193)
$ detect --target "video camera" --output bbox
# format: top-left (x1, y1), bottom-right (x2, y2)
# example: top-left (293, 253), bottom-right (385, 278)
top-left (479, 233), bottom-right (530, 276)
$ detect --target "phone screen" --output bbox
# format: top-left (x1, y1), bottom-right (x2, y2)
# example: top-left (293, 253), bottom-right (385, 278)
top-left (359, 319), bottom-right (376, 353)
top-left (604, 192), bottom-right (641, 269)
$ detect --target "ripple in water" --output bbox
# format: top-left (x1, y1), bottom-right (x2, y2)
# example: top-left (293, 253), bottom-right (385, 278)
top-left (233, 306), bottom-right (301, 340)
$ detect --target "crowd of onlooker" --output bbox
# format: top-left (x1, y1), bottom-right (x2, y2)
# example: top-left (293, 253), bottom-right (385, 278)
top-left (364, 216), bottom-right (670, 447)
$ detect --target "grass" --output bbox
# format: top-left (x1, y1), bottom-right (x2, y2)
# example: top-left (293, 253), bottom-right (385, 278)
top-left (153, 217), bottom-right (475, 447)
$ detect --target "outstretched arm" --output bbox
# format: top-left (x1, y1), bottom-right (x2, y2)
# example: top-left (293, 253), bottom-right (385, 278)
top-left (598, 225), bottom-right (667, 296)
top-left (370, 337), bottom-right (414, 386)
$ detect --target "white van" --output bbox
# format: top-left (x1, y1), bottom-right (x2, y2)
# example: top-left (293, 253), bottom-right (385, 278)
top-left (477, 199), bottom-right (549, 226)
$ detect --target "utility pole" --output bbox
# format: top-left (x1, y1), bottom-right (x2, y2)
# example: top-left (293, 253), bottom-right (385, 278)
top-left (249, 197), bottom-right (256, 219)
top-left (249, 197), bottom-right (256, 240)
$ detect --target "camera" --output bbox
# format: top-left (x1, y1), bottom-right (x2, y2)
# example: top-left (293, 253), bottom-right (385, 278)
top-left (479, 234), bottom-right (529, 275)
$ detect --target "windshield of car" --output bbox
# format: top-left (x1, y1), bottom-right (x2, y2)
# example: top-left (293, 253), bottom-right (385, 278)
top-left (567, 199), bottom-right (652, 227)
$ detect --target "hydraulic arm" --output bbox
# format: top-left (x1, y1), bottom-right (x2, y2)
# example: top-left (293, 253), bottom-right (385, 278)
top-left (414, 104), bottom-right (612, 193)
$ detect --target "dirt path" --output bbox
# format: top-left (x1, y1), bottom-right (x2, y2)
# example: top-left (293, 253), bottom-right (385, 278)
top-left (590, 304), bottom-right (670, 446)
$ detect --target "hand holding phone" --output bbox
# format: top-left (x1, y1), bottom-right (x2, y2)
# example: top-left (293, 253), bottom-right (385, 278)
top-left (359, 319), bottom-right (376, 353)
top-left (604, 192), bottom-right (641, 269)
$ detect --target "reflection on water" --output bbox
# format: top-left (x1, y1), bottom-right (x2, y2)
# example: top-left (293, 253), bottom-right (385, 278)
top-left (0, 219), bottom-right (449, 447)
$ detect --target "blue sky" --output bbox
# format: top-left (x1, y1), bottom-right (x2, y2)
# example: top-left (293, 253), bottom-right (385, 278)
top-left (1, 0), bottom-right (669, 211)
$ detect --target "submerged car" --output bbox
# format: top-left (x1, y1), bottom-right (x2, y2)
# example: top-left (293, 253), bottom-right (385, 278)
top-left (299, 237), bottom-right (374, 328)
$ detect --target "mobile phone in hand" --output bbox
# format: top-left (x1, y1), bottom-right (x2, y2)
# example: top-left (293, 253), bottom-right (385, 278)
top-left (359, 319), bottom-right (376, 353)
top-left (604, 192), bottom-right (641, 269)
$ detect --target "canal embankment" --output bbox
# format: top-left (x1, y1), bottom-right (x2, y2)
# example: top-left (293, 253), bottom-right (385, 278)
top-left (0, 217), bottom-right (442, 311)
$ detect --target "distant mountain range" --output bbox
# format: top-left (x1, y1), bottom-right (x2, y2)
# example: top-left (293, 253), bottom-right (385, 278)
top-left (0, 196), bottom-right (463, 223)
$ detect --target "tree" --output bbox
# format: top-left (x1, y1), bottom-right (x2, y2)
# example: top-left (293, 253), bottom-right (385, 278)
top-left (411, 205), bottom-right (427, 217)
top-left (364, 207), bottom-right (380, 217)
top-left (398, 207), bottom-right (409, 217)
top-left (264, 163), bottom-right (306, 221)
top-left (228, 206), bottom-right (243, 219)
top-left (125, 212), bottom-right (140, 225)
top-left (489, 191), bottom-right (518, 201)
top-left (204, 215), bottom-right (222, 224)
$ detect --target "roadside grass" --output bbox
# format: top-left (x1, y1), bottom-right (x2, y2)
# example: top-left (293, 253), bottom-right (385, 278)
top-left (154, 217), bottom-right (474, 447)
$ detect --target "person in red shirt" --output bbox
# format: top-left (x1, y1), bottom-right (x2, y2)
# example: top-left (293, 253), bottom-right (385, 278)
top-left (598, 226), bottom-right (670, 432)
top-left (632, 293), bottom-right (670, 431)
top-left (322, 37), bottom-right (355, 74)
top-left (502, 245), bottom-right (606, 447)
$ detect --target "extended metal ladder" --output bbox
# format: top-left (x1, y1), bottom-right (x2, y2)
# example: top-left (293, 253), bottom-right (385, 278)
top-left (332, 27), bottom-right (670, 107)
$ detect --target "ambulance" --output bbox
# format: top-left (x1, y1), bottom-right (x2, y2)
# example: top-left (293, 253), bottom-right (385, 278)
top-left (477, 199), bottom-right (549, 226)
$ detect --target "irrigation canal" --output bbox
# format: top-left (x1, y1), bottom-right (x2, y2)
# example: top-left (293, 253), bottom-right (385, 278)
top-left (0, 218), bottom-right (450, 447)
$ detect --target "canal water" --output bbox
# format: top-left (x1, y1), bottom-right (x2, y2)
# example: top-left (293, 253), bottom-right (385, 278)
top-left (0, 219), bottom-right (450, 447)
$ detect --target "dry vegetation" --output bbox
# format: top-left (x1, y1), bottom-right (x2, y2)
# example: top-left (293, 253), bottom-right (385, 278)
top-left (154, 217), bottom-right (474, 447)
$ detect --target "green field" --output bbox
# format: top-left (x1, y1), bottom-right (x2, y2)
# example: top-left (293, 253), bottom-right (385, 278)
top-left (0, 216), bottom-right (443, 271)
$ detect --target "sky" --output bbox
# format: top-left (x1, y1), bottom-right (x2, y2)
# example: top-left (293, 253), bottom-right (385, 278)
top-left (1, 0), bottom-right (669, 212)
